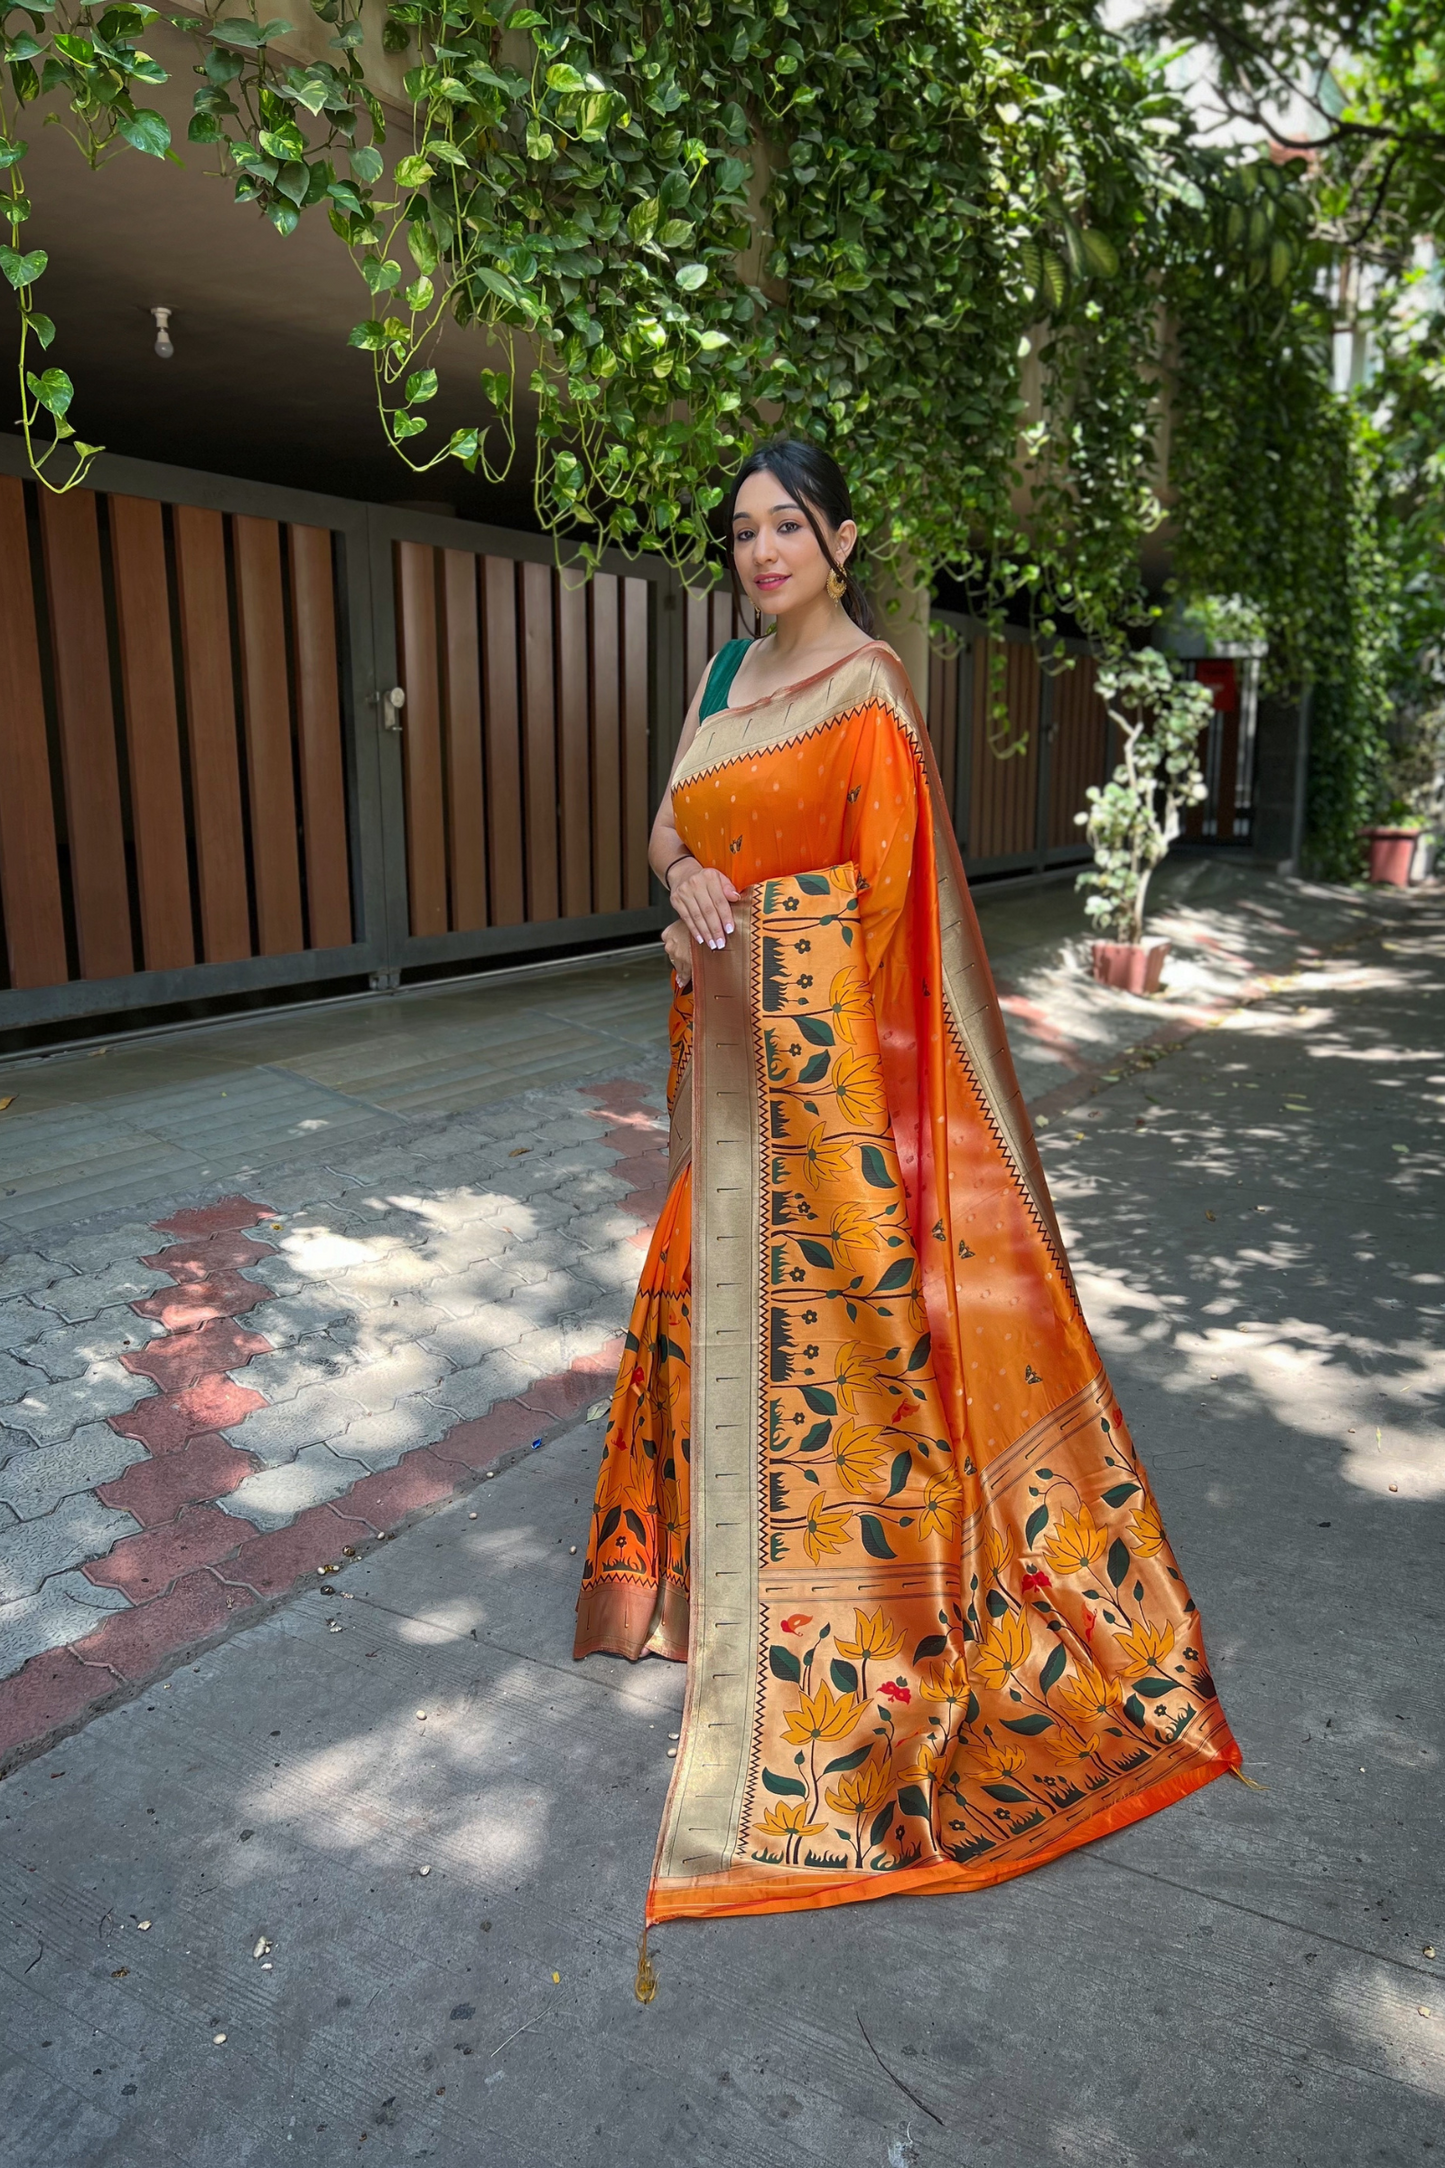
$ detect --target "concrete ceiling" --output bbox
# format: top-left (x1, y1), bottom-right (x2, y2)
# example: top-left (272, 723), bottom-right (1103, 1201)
top-left (0, 15), bottom-right (537, 519)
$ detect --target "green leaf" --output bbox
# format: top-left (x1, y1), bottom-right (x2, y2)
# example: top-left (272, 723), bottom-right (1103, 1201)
top-left (394, 153), bottom-right (434, 189)
top-left (797, 1420), bottom-right (830, 1452)
top-left (627, 197), bottom-right (659, 244)
top-left (0, 138), bottom-right (30, 173)
top-left (823, 1743), bottom-right (872, 1775)
top-left (761, 1768), bottom-right (807, 1798)
top-left (1039, 1643), bottom-right (1067, 1695)
top-left (1135, 1676), bottom-right (1175, 1697)
top-left (1024, 1503), bottom-right (1048, 1546)
top-left (350, 145), bottom-right (383, 186)
top-left (829, 1658), bottom-right (859, 1695)
top-left (0, 245), bottom-right (46, 288)
top-left (1123, 1693), bottom-right (1146, 1728)
top-left (981, 1782), bottom-right (1031, 1803)
top-left (1001, 1713), bottom-right (1053, 1734)
top-left (985, 1588), bottom-right (1009, 1619)
top-left (801, 1386), bottom-right (836, 1416)
top-left (545, 61), bottom-right (587, 92)
top-left (798, 1238), bottom-right (833, 1269)
top-left (906, 1333), bottom-right (930, 1372)
top-left (1080, 228), bottom-right (1119, 277)
top-left (22, 309), bottom-right (54, 347)
top-left (405, 368), bottom-right (438, 404)
top-left (1107, 1538), bottom-right (1130, 1590)
top-left (897, 1783), bottom-right (931, 1820)
top-left (1101, 1482), bottom-right (1139, 1508)
top-left (886, 1450), bottom-right (911, 1498)
top-left (874, 1259), bottom-right (913, 1294)
top-left (675, 261), bottom-right (706, 291)
top-left (797, 1014), bottom-right (834, 1046)
top-left (116, 107), bottom-right (170, 157)
top-left (26, 365), bottom-right (72, 417)
top-left (859, 1146), bottom-right (894, 1188)
top-left (913, 1633), bottom-right (948, 1663)
top-left (859, 1514), bottom-right (895, 1560)
top-left (868, 1800), bottom-right (895, 1849)
top-left (768, 1644), bottom-right (802, 1684)
top-left (797, 1053), bottom-right (830, 1084)
top-left (795, 871), bottom-right (831, 894)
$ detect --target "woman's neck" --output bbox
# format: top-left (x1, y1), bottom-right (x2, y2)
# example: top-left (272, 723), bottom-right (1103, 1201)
top-left (765, 591), bottom-right (857, 663)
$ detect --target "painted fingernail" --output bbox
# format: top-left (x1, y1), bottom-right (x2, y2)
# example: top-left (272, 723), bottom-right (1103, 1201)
top-left (725, 923), bottom-right (734, 934)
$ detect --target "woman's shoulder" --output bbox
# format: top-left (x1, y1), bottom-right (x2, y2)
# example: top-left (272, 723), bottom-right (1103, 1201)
top-left (837, 637), bottom-right (921, 716)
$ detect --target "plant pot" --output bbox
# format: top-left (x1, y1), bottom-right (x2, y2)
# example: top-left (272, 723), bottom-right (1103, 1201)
top-left (1360, 826), bottom-right (1420, 887)
top-left (1091, 937), bottom-right (1170, 994)
top-left (1410, 833), bottom-right (1437, 885)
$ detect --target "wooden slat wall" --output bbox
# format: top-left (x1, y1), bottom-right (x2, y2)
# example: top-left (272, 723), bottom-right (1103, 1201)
top-left (392, 546), bottom-right (657, 933)
top-left (966, 634), bottom-right (1041, 864)
top-left (1047, 651), bottom-right (1108, 850)
top-left (926, 642), bottom-right (960, 814)
top-left (0, 477), bottom-right (354, 997)
top-left (683, 582), bottom-right (749, 707)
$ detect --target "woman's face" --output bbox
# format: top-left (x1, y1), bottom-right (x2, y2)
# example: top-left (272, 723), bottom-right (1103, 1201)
top-left (729, 469), bottom-right (857, 620)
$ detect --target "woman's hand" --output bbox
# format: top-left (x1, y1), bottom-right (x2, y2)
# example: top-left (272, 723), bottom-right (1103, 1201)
top-left (661, 920), bottom-right (693, 989)
top-left (667, 857), bottom-right (740, 950)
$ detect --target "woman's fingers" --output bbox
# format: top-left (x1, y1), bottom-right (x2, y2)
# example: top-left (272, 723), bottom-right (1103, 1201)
top-left (674, 868), bottom-right (734, 948)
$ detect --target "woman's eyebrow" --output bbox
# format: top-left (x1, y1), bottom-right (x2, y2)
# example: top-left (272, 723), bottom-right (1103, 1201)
top-left (732, 500), bottom-right (803, 522)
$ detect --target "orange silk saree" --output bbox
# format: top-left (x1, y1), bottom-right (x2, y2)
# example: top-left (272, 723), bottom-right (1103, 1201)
top-left (575, 640), bottom-right (1239, 1924)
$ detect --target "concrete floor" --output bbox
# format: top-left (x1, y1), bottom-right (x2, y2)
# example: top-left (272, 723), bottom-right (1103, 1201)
top-left (0, 877), bottom-right (1441, 2166)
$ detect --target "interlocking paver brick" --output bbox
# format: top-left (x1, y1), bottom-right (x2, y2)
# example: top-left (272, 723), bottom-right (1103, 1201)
top-left (44, 1221), bottom-right (169, 1273)
top-left (239, 1286), bottom-right (354, 1352)
top-left (0, 1254), bottom-right (74, 1302)
top-left (131, 1270), bottom-right (273, 1330)
top-left (0, 1298), bottom-right (47, 1354)
top-left (0, 1645), bottom-right (111, 1765)
top-left (20, 1314), bottom-right (165, 1383)
top-left (71, 1566), bottom-right (255, 1679)
top-left (0, 1493), bottom-right (142, 1602)
top-left (334, 1447), bottom-right (458, 1532)
top-left (240, 1335), bottom-right (365, 1404)
top-left (122, 1315), bottom-right (270, 1393)
top-left (144, 1231), bottom-right (276, 1279)
top-left (427, 1351), bottom-right (535, 1423)
top-left (333, 1397), bottom-right (458, 1470)
top-left (0, 1570), bottom-right (130, 1681)
top-left (427, 1398), bottom-right (539, 1474)
top-left (218, 1442), bottom-right (373, 1531)
top-left (339, 1346), bottom-right (452, 1415)
top-left (421, 1310), bottom-right (525, 1369)
top-left (221, 1502), bottom-right (375, 1595)
top-left (151, 1195), bottom-right (271, 1238)
top-left (110, 1376), bottom-right (264, 1454)
top-left (35, 1261), bottom-right (172, 1323)
top-left (218, 1380), bottom-right (365, 1467)
top-left (97, 1433), bottom-right (259, 1526)
top-left (82, 1501), bottom-right (254, 1599)
top-left (0, 1350), bottom-right (42, 1405)
top-left (345, 1296), bottom-right (448, 1352)
top-left (2, 1363), bottom-right (156, 1448)
top-left (331, 1254), bottom-right (449, 1308)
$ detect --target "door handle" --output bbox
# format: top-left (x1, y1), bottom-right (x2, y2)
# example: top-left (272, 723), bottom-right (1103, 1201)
top-left (381, 685), bottom-right (405, 733)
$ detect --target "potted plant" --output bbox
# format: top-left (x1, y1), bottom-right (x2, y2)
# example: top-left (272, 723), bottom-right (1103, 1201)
top-left (1359, 806), bottom-right (1425, 887)
top-left (1076, 648), bottom-right (1213, 993)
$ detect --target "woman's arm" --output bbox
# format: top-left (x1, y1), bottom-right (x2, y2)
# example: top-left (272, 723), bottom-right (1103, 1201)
top-left (649, 664), bottom-right (740, 950)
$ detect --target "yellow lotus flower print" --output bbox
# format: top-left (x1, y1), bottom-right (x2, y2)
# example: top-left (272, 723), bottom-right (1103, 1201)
top-left (832, 1046), bottom-right (887, 1127)
top-left (985, 1525), bottom-right (1014, 1577)
top-left (972, 1741), bottom-right (1027, 1781)
top-left (832, 1340), bottom-right (878, 1413)
top-left (800, 1119), bottom-right (851, 1191)
top-left (1056, 1658), bottom-right (1121, 1726)
top-left (918, 1472), bottom-right (963, 1542)
top-left (1130, 1496), bottom-right (1166, 1558)
top-left (758, 1800), bottom-right (826, 1841)
top-left (825, 1758), bottom-right (892, 1817)
top-left (919, 1657), bottom-right (971, 1713)
top-left (782, 1683), bottom-right (863, 1745)
top-left (1042, 1504), bottom-right (1108, 1577)
top-left (970, 1609), bottom-right (1031, 1692)
top-left (826, 967), bottom-right (872, 1044)
top-left (803, 1496), bottom-right (853, 1563)
top-left (835, 1607), bottom-right (904, 1664)
top-left (832, 1418), bottom-right (889, 1496)
top-left (1117, 1618), bottom-right (1176, 1677)
top-left (829, 1200), bottom-right (880, 1271)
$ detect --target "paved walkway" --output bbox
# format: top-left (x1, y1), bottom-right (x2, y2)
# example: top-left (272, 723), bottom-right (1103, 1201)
top-left (0, 861), bottom-right (1440, 2165)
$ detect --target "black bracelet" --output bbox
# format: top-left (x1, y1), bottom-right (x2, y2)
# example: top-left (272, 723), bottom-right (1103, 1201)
top-left (661, 853), bottom-right (694, 889)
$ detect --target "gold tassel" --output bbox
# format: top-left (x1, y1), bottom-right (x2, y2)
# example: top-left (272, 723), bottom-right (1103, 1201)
top-left (634, 1927), bottom-right (658, 2005)
top-left (1231, 1768), bottom-right (1268, 1791)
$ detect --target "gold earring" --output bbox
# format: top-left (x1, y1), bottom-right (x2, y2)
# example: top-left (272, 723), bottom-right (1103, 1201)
top-left (827, 567), bottom-right (847, 600)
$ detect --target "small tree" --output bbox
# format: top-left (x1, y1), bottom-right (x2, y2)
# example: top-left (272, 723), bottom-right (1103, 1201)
top-left (1075, 650), bottom-right (1213, 945)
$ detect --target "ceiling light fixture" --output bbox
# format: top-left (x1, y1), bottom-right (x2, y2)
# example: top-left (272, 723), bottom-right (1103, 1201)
top-left (151, 305), bottom-right (174, 359)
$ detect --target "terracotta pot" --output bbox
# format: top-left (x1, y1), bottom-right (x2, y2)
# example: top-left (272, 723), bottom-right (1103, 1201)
top-left (1091, 937), bottom-right (1170, 994)
top-left (1360, 827), bottom-right (1420, 887)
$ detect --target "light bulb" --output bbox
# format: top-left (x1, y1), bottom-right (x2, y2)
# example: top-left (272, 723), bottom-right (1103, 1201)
top-left (151, 305), bottom-right (174, 360)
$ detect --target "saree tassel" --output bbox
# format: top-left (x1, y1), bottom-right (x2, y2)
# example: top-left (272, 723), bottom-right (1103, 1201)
top-left (1231, 1768), bottom-right (1268, 1791)
top-left (634, 1926), bottom-right (658, 2005)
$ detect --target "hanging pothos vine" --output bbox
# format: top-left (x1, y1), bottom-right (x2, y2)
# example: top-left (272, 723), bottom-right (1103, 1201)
top-left (2, 0), bottom-right (1362, 795)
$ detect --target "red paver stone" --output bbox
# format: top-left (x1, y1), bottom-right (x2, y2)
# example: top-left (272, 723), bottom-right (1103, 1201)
top-left (110, 1377), bottom-right (264, 1454)
top-left (0, 1647), bottom-right (117, 1768)
top-left (142, 1231), bottom-right (276, 1280)
top-left (98, 1434), bottom-right (259, 1526)
top-left (429, 1398), bottom-right (542, 1474)
top-left (341, 1450), bottom-right (459, 1531)
top-left (82, 1502), bottom-right (255, 1599)
top-left (132, 1271), bottom-right (272, 1330)
top-left (582, 1081), bottom-right (658, 1120)
top-left (621, 1182), bottom-right (671, 1227)
top-left (150, 1195), bottom-right (273, 1239)
top-left (222, 1503), bottom-right (375, 1595)
top-left (122, 1315), bottom-right (270, 1391)
top-left (602, 1125), bottom-right (669, 1162)
top-left (73, 1568), bottom-right (256, 1680)
top-left (522, 1342), bottom-right (625, 1423)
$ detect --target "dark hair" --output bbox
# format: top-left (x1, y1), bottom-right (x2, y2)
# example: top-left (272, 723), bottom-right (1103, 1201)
top-left (725, 437), bottom-right (873, 635)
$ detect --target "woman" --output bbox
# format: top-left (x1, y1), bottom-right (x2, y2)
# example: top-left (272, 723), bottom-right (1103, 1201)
top-left (575, 439), bottom-right (1239, 1931)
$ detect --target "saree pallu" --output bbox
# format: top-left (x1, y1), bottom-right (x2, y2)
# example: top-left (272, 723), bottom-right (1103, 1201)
top-left (576, 642), bottom-right (1240, 1923)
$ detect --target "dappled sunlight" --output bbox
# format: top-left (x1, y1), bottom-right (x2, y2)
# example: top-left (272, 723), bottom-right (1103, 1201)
top-left (1330, 1964), bottom-right (1445, 2100)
